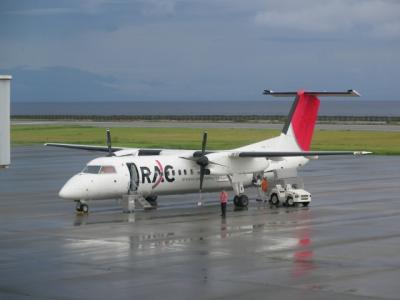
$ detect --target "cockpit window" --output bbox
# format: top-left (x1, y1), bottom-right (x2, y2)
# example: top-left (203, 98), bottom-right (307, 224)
top-left (82, 165), bottom-right (116, 174)
top-left (82, 165), bottom-right (101, 174)
top-left (100, 166), bottom-right (116, 174)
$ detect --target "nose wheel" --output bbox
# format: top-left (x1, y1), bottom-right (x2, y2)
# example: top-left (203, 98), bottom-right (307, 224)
top-left (75, 201), bottom-right (89, 214)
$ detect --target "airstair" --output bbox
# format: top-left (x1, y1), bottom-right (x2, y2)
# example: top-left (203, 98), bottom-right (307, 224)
top-left (121, 193), bottom-right (153, 213)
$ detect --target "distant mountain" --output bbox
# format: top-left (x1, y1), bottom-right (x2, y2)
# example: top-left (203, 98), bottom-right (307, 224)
top-left (2, 66), bottom-right (129, 102)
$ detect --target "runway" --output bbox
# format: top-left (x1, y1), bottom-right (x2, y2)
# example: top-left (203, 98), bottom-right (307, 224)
top-left (1, 146), bottom-right (400, 300)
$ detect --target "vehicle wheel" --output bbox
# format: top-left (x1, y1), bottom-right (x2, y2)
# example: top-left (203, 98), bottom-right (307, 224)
top-left (286, 197), bottom-right (294, 207)
top-left (302, 202), bottom-right (309, 207)
top-left (270, 194), bottom-right (279, 206)
top-left (80, 203), bottom-right (89, 214)
top-left (233, 195), bottom-right (240, 206)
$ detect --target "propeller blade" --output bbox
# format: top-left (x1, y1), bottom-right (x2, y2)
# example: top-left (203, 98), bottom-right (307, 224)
top-left (199, 166), bottom-right (205, 192)
top-left (208, 160), bottom-right (227, 167)
top-left (106, 129), bottom-right (113, 156)
top-left (195, 131), bottom-right (210, 196)
top-left (201, 131), bottom-right (207, 154)
top-left (179, 156), bottom-right (198, 161)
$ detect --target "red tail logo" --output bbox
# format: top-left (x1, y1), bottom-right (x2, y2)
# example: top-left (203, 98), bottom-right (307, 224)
top-left (266, 89), bottom-right (359, 151)
top-left (291, 90), bottom-right (320, 151)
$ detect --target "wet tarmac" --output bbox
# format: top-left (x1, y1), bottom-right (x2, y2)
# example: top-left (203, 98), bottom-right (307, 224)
top-left (1, 146), bottom-right (400, 300)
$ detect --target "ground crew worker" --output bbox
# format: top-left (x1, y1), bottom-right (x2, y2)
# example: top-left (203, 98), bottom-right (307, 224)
top-left (261, 177), bottom-right (268, 202)
top-left (219, 189), bottom-right (228, 217)
top-left (254, 175), bottom-right (263, 202)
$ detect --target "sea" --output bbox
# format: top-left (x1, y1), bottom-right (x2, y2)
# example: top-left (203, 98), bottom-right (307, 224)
top-left (11, 100), bottom-right (400, 116)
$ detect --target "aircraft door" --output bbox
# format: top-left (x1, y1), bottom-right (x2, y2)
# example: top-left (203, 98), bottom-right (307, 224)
top-left (127, 163), bottom-right (139, 192)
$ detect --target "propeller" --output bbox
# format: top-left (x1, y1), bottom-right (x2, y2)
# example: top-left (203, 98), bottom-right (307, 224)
top-left (197, 131), bottom-right (209, 193)
top-left (180, 131), bottom-right (226, 193)
top-left (106, 128), bottom-right (114, 157)
top-left (180, 132), bottom-right (227, 205)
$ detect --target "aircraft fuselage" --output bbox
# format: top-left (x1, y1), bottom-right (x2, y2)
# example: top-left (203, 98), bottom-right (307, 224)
top-left (59, 155), bottom-right (262, 201)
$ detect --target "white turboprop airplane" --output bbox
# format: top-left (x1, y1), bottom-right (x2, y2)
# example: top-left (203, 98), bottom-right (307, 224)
top-left (46, 89), bottom-right (370, 213)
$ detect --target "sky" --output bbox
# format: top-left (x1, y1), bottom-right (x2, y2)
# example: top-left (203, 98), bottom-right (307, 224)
top-left (1, 0), bottom-right (399, 102)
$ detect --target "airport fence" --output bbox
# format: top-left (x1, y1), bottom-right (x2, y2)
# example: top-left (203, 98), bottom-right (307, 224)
top-left (11, 115), bottom-right (400, 124)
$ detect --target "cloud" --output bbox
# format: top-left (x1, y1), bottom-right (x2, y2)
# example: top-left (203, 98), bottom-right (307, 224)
top-left (1, 0), bottom-right (400, 101)
top-left (139, 0), bottom-right (177, 16)
top-left (4, 0), bottom-right (178, 17)
top-left (254, 0), bottom-right (400, 38)
top-left (4, 0), bottom-right (115, 16)
top-left (6, 7), bottom-right (75, 16)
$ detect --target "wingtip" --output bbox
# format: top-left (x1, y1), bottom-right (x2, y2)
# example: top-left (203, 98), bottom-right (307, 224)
top-left (349, 89), bottom-right (361, 97)
top-left (263, 90), bottom-right (272, 95)
top-left (353, 151), bottom-right (372, 155)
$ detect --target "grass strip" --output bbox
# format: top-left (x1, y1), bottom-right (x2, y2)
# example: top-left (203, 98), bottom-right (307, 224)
top-left (11, 125), bottom-right (400, 155)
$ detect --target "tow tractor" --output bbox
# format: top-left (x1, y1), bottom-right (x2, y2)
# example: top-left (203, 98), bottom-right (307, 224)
top-left (260, 168), bottom-right (311, 207)
top-left (268, 183), bottom-right (311, 207)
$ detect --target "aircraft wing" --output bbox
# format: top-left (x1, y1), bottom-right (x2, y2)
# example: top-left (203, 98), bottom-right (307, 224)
top-left (45, 143), bottom-right (169, 156)
top-left (45, 143), bottom-right (125, 152)
top-left (230, 151), bottom-right (371, 157)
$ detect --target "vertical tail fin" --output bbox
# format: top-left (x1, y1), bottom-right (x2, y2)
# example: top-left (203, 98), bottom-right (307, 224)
top-left (264, 89), bottom-right (360, 151)
top-left (283, 91), bottom-right (320, 151)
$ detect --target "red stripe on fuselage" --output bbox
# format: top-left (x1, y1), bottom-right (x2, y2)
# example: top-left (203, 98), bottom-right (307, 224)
top-left (152, 160), bottom-right (164, 189)
top-left (291, 91), bottom-right (320, 151)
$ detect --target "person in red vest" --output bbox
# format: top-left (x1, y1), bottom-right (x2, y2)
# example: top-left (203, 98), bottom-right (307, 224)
top-left (219, 189), bottom-right (228, 217)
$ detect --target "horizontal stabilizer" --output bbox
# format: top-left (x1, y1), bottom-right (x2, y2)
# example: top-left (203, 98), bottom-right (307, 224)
top-left (263, 90), bottom-right (360, 97)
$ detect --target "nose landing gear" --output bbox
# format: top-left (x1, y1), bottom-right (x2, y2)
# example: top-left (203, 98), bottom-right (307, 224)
top-left (75, 201), bottom-right (89, 214)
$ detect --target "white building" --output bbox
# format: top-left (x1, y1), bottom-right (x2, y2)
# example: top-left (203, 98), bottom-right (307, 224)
top-left (0, 75), bottom-right (12, 168)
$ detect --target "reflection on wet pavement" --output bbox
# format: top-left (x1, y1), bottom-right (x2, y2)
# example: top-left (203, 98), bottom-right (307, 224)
top-left (0, 146), bottom-right (400, 299)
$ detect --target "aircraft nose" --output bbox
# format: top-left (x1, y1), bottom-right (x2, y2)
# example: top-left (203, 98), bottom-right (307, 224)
top-left (59, 175), bottom-right (88, 200)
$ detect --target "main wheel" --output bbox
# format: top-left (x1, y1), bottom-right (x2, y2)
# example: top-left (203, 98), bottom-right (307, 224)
top-left (302, 202), bottom-right (309, 207)
top-left (75, 202), bottom-right (82, 212)
top-left (286, 196), bottom-right (294, 207)
top-left (233, 195), bottom-right (240, 206)
top-left (234, 195), bottom-right (249, 208)
top-left (270, 194), bottom-right (279, 206)
top-left (238, 195), bottom-right (249, 207)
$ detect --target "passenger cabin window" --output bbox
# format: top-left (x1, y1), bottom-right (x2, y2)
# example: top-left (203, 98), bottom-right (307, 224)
top-left (183, 169), bottom-right (187, 175)
top-left (82, 165), bottom-right (101, 174)
top-left (100, 166), bottom-right (116, 174)
top-left (190, 169), bottom-right (194, 175)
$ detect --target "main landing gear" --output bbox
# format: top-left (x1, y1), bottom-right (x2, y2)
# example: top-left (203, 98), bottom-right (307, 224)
top-left (229, 178), bottom-right (249, 209)
top-left (233, 194), bottom-right (249, 208)
top-left (75, 201), bottom-right (89, 214)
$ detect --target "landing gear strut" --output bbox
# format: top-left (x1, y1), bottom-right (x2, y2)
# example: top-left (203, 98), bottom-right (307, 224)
top-left (75, 201), bottom-right (89, 214)
top-left (233, 194), bottom-right (249, 208)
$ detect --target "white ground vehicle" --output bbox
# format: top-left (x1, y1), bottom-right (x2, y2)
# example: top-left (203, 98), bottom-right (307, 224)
top-left (261, 168), bottom-right (311, 207)
top-left (268, 183), bottom-right (311, 207)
